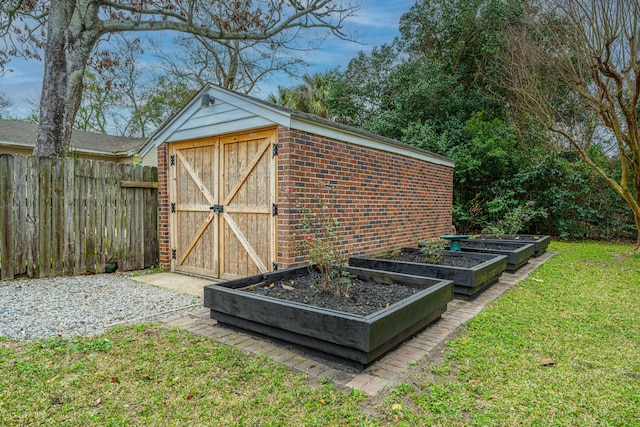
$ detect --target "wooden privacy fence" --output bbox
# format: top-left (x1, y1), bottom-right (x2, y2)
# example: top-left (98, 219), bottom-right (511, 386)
top-left (0, 154), bottom-right (158, 280)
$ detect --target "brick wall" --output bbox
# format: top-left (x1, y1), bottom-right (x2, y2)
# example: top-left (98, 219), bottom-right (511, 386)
top-left (157, 143), bottom-right (171, 269)
top-left (276, 126), bottom-right (453, 268)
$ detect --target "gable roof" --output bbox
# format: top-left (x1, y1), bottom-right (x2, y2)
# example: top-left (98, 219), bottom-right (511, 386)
top-left (141, 83), bottom-right (455, 168)
top-left (0, 119), bottom-right (145, 156)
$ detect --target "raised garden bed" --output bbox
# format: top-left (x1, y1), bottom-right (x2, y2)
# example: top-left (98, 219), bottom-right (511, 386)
top-left (350, 248), bottom-right (507, 300)
top-left (204, 266), bottom-right (453, 367)
top-left (454, 240), bottom-right (535, 272)
top-left (471, 234), bottom-right (551, 257)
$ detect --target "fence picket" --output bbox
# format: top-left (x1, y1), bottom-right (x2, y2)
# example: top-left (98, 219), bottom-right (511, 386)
top-left (95, 162), bottom-right (106, 271)
top-left (26, 156), bottom-right (39, 278)
top-left (13, 156), bottom-right (27, 277)
top-left (63, 158), bottom-right (75, 275)
top-left (75, 159), bottom-right (87, 275)
top-left (38, 158), bottom-right (52, 277)
top-left (51, 159), bottom-right (64, 276)
top-left (0, 155), bottom-right (14, 279)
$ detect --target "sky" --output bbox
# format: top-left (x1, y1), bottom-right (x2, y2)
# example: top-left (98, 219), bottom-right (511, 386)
top-left (0, 1), bottom-right (417, 119)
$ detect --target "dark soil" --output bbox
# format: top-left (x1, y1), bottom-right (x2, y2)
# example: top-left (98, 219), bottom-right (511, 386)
top-left (475, 234), bottom-right (542, 241)
top-left (383, 250), bottom-right (483, 268)
top-left (247, 271), bottom-right (420, 317)
top-left (461, 240), bottom-right (520, 251)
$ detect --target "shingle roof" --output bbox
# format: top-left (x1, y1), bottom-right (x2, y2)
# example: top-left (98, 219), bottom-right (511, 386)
top-left (0, 119), bottom-right (145, 155)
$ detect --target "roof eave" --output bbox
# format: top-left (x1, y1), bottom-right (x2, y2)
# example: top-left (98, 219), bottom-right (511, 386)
top-left (289, 115), bottom-right (455, 168)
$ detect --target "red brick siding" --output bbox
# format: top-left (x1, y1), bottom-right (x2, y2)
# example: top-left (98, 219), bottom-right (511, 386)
top-left (157, 143), bottom-right (171, 269)
top-left (276, 126), bottom-right (453, 268)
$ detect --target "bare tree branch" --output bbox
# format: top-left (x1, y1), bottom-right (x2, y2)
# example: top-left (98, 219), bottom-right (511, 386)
top-left (496, 0), bottom-right (640, 250)
top-left (0, 0), bottom-right (360, 156)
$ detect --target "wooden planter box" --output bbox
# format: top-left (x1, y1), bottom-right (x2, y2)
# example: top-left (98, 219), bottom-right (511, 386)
top-left (349, 248), bottom-right (507, 300)
top-left (455, 241), bottom-right (534, 272)
top-left (204, 266), bottom-right (453, 367)
top-left (472, 234), bottom-right (551, 257)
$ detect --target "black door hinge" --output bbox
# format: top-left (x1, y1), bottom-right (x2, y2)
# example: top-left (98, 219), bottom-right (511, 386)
top-left (171, 249), bottom-right (176, 260)
top-left (272, 203), bottom-right (278, 216)
top-left (210, 205), bottom-right (224, 214)
top-left (171, 203), bottom-right (176, 213)
top-left (272, 143), bottom-right (279, 157)
top-left (170, 155), bottom-right (175, 166)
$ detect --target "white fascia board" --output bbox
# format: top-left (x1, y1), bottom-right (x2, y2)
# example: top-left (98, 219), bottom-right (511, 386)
top-left (0, 140), bottom-right (126, 157)
top-left (289, 116), bottom-right (455, 168)
top-left (144, 85), bottom-right (292, 150)
top-left (0, 140), bottom-right (33, 148)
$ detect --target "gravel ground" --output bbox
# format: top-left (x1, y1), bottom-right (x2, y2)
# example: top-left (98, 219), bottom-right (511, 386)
top-left (0, 274), bottom-right (202, 341)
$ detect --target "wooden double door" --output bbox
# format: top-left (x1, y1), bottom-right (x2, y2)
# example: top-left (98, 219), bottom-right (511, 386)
top-left (169, 129), bottom-right (277, 279)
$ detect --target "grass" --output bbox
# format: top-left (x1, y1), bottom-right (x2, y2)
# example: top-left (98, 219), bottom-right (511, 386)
top-left (381, 241), bottom-right (640, 426)
top-left (0, 326), bottom-right (372, 426)
top-left (0, 241), bottom-right (638, 426)
top-left (125, 267), bottom-right (165, 277)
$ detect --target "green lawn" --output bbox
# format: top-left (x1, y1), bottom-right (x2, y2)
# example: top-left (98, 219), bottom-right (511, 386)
top-left (1, 241), bottom-right (638, 426)
top-left (381, 241), bottom-right (640, 426)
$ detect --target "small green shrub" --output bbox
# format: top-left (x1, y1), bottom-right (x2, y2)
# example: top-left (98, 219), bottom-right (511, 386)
top-left (481, 199), bottom-right (546, 235)
top-left (418, 238), bottom-right (446, 264)
top-left (290, 186), bottom-right (351, 297)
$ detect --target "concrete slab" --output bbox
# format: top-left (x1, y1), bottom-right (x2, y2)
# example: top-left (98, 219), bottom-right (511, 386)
top-left (129, 272), bottom-right (220, 298)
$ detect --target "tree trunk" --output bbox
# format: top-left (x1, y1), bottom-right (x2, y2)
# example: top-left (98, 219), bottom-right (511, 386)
top-left (34, 1), bottom-right (98, 158)
top-left (635, 165), bottom-right (640, 253)
top-left (635, 185), bottom-right (640, 253)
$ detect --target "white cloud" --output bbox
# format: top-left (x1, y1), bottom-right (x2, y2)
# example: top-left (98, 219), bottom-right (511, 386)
top-left (346, 1), bottom-right (414, 29)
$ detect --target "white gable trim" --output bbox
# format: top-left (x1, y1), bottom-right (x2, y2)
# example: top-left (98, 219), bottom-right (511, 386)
top-left (143, 83), bottom-right (455, 168)
top-left (207, 88), bottom-right (292, 128)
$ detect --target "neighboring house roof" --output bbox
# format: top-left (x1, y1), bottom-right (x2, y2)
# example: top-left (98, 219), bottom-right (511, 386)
top-left (141, 83), bottom-right (455, 168)
top-left (0, 119), bottom-right (145, 157)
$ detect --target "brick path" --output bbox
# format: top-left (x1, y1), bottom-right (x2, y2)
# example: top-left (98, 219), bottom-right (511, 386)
top-left (160, 252), bottom-right (554, 397)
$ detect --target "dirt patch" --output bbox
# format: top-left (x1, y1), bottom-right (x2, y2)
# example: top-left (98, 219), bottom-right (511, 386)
top-left (382, 250), bottom-right (483, 268)
top-left (247, 271), bottom-right (420, 316)
top-left (475, 234), bottom-right (542, 241)
top-left (461, 240), bottom-right (520, 251)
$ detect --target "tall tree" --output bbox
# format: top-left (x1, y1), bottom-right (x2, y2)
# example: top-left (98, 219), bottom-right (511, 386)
top-left (76, 36), bottom-right (194, 138)
top-left (0, 0), bottom-right (359, 157)
top-left (153, 31), bottom-right (305, 95)
top-left (0, 89), bottom-right (10, 117)
top-left (267, 69), bottom-right (359, 125)
top-left (499, 0), bottom-right (640, 251)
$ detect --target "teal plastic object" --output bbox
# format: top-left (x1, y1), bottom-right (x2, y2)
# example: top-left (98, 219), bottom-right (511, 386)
top-left (439, 235), bottom-right (471, 252)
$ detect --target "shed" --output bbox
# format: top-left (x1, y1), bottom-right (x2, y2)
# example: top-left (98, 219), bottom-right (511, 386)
top-left (146, 84), bottom-right (455, 280)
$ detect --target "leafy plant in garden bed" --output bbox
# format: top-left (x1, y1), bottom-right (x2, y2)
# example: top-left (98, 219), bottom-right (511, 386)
top-left (417, 238), bottom-right (447, 264)
top-left (294, 186), bottom-right (351, 297)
